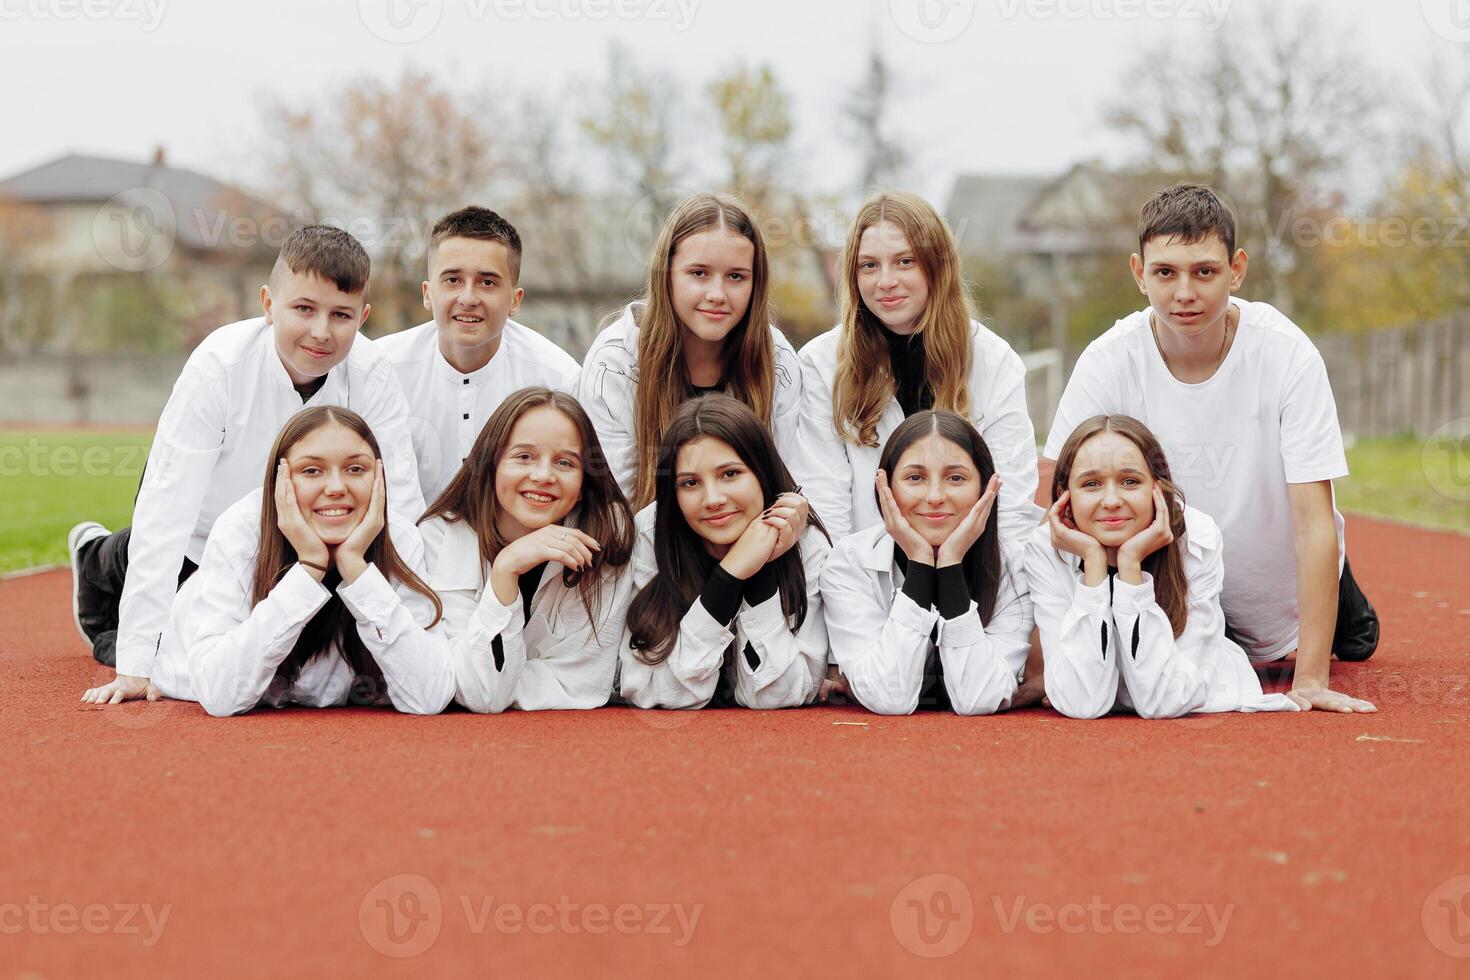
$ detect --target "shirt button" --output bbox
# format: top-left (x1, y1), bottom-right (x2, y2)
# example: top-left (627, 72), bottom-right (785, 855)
top-left (463, 378), bottom-right (469, 385)
top-left (463, 413), bottom-right (469, 420)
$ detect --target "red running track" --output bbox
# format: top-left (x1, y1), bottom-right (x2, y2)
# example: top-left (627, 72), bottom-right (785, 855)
top-left (3, 514), bottom-right (1469, 977)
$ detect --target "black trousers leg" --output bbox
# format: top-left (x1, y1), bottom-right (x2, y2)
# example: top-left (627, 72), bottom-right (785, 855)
top-left (77, 527), bottom-right (198, 669)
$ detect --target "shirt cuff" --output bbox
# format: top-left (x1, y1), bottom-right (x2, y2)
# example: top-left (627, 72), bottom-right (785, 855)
top-left (935, 564), bottom-right (969, 620)
top-left (1073, 577), bottom-right (1113, 617)
top-left (1110, 572), bottom-right (1157, 618)
top-left (698, 564), bottom-right (743, 626)
top-left (901, 561), bottom-right (936, 609)
top-left (335, 563), bottom-right (399, 628)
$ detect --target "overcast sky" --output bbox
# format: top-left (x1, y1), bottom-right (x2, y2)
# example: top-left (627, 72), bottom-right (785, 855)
top-left (0, 0), bottom-right (1457, 204)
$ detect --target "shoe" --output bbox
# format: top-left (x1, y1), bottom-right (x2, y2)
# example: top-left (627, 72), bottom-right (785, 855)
top-left (68, 521), bottom-right (110, 650)
top-left (1332, 557), bottom-right (1379, 663)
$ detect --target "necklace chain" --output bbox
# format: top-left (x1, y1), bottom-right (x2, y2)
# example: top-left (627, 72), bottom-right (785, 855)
top-left (1152, 306), bottom-right (1234, 378)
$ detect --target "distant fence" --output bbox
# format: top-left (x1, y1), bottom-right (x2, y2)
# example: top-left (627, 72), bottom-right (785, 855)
top-left (1, 319), bottom-right (1464, 439)
top-left (1317, 314), bottom-right (1470, 439)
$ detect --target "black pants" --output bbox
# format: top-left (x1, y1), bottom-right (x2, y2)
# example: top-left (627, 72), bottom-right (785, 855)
top-left (75, 526), bottom-right (198, 668)
top-left (1225, 557), bottom-right (1379, 662)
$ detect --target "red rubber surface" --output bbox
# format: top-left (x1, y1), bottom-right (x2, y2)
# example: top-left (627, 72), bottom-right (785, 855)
top-left (4, 514), bottom-right (1468, 977)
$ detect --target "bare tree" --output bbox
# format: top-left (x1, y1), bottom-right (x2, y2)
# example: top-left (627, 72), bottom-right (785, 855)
top-left (842, 38), bottom-right (907, 196)
top-left (1105, 4), bottom-right (1377, 317)
top-left (708, 62), bottom-right (793, 215)
top-left (579, 42), bottom-right (686, 221)
top-left (256, 68), bottom-right (507, 333)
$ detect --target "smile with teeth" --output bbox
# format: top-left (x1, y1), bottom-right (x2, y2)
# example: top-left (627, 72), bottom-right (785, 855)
top-left (315, 507), bottom-right (354, 518)
top-left (520, 491), bottom-right (556, 504)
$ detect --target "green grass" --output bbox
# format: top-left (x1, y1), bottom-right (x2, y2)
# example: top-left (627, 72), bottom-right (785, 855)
top-left (0, 431), bottom-right (1466, 574)
top-left (0, 431), bottom-right (153, 574)
top-left (1340, 434), bottom-right (1470, 534)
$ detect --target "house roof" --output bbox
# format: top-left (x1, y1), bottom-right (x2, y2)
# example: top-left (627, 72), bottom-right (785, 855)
top-left (0, 153), bottom-right (282, 252)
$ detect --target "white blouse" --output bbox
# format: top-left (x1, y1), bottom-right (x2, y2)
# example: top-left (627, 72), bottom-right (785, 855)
top-left (150, 489), bottom-right (454, 717)
top-left (1023, 504), bottom-right (1301, 719)
top-left (618, 506), bottom-right (831, 709)
top-left (819, 524), bottom-right (1034, 716)
top-left (421, 515), bottom-right (634, 712)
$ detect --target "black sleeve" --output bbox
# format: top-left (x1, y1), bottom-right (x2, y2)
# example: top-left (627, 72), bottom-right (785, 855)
top-left (741, 562), bottom-right (780, 607)
top-left (900, 560), bottom-right (936, 610)
top-left (935, 564), bottom-right (970, 620)
top-left (697, 564), bottom-right (744, 627)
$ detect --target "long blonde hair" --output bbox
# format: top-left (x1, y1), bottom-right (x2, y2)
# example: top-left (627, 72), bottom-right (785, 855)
top-left (831, 190), bottom-right (974, 448)
top-left (630, 192), bottom-right (775, 508)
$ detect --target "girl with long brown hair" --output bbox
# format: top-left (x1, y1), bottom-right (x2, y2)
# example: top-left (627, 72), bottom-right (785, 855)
top-left (796, 191), bottom-right (1040, 553)
top-left (574, 192), bottom-right (809, 517)
top-left (1030, 415), bottom-right (1298, 718)
top-left (819, 411), bottom-right (1034, 715)
top-left (418, 386), bottom-right (635, 712)
top-left (620, 395), bottom-right (831, 709)
top-left (143, 406), bottom-right (454, 716)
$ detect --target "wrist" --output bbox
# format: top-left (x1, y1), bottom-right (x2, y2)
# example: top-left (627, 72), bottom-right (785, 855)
top-left (719, 552), bottom-right (757, 580)
top-left (906, 544), bottom-right (936, 566)
top-left (337, 554), bottom-right (369, 586)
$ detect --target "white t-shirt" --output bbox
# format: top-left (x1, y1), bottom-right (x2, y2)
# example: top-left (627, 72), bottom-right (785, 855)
top-left (375, 319), bottom-right (580, 505)
top-left (1042, 299), bottom-right (1348, 662)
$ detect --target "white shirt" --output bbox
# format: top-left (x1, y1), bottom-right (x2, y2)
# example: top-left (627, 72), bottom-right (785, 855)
top-left (618, 505), bottom-right (831, 709)
top-left (375, 319), bottom-right (580, 504)
top-left (795, 320), bottom-right (1041, 557)
top-left (574, 303), bottom-right (805, 501)
top-left (1024, 504), bottom-right (1300, 719)
top-left (149, 489), bottom-right (455, 717)
top-left (818, 524), bottom-right (1034, 716)
top-left (1042, 300), bottom-right (1348, 662)
top-left (117, 317), bottom-right (424, 679)
top-left (420, 515), bottom-right (634, 712)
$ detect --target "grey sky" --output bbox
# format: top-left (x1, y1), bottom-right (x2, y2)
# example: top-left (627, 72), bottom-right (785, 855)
top-left (0, 0), bottom-right (1455, 203)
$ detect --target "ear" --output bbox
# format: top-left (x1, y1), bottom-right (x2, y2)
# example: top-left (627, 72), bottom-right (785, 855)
top-left (1128, 253), bottom-right (1147, 295)
top-left (260, 284), bottom-right (273, 322)
top-left (509, 286), bottom-right (525, 318)
top-left (359, 303), bottom-right (371, 329)
top-left (421, 280), bottom-right (433, 314)
top-left (1228, 248), bottom-right (1249, 290)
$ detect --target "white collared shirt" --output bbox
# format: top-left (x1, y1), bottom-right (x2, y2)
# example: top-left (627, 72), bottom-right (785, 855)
top-left (617, 505), bottom-right (831, 709)
top-left (149, 489), bottom-right (455, 717)
top-left (420, 515), bottom-right (634, 712)
top-left (795, 320), bottom-right (1041, 558)
top-left (1023, 503), bottom-right (1300, 719)
top-left (1042, 299), bottom-right (1348, 661)
top-left (818, 523), bottom-right (1034, 716)
top-left (116, 317), bottom-right (424, 679)
top-left (574, 303), bottom-right (805, 501)
top-left (375, 319), bottom-right (580, 504)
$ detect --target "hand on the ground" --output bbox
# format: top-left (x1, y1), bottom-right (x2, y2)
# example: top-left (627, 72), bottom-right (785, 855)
top-left (1287, 680), bottom-right (1376, 713)
top-left (81, 674), bottom-right (160, 705)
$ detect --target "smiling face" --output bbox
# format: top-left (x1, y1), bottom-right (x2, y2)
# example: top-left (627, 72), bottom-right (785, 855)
top-left (285, 422), bottom-right (378, 546)
top-left (669, 226), bottom-right (755, 350)
top-left (423, 236), bottom-right (523, 364)
top-left (1130, 232), bottom-right (1245, 340)
top-left (493, 405), bottom-right (585, 539)
top-left (1066, 430), bottom-right (1157, 547)
top-left (890, 433), bottom-right (981, 547)
top-left (263, 269), bottom-right (368, 386)
top-left (856, 220), bottom-right (931, 336)
top-left (674, 435), bottom-right (765, 557)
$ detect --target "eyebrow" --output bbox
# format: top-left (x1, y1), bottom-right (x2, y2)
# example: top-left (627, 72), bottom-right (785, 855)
top-left (507, 443), bottom-right (582, 460)
top-left (676, 459), bottom-right (744, 478)
top-left (1074, 466), bottom-right (1147, 478)
top-left (676, 260), bottom-right (753, 275)
top-left (294, 453), bottom-right (373, 462)
top-left (440, 268), bottom-right (502, 278)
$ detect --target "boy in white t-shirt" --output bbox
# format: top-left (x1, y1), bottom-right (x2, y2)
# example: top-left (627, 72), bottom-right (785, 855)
top-left (375, 206), bottom-right (580, 504)
top-left (1040, 184), bottom-right (1378, 714)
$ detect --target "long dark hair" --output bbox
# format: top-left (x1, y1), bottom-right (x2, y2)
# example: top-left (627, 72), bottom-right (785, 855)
top-left (1050, 414), bottom-right (1189, 638)
top-left (252, 406), bottom-right (442, 691)
top-left (420, 386), bottom-right (635, 627)
top-left (876, 410), bottom-right (1001, 622)
top-left (627, 394), bottom-right (829, 665)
